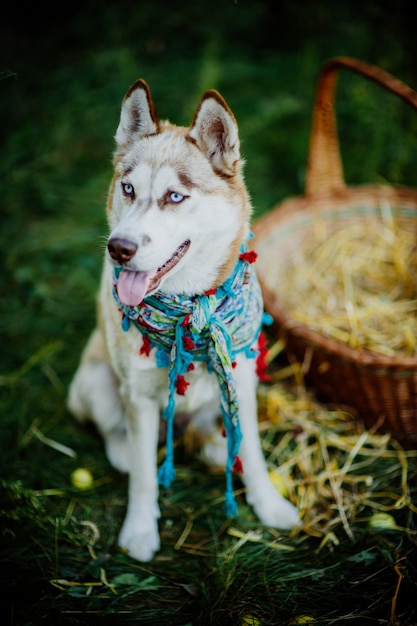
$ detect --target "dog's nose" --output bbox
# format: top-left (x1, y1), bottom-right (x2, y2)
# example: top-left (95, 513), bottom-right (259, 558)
top-left (107, 237), bottom-right (138, 264)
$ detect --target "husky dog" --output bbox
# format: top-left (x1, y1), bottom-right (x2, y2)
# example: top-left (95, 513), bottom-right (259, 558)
top-left (68, 79), bottom-right (299, 562)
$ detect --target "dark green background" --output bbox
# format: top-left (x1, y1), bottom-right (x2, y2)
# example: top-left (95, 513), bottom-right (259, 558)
top-left (1, 2), bottom-right (417, 624)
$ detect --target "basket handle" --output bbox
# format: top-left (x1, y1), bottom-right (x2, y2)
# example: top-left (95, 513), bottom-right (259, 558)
top-left (306, 56), bottom-right (417, 196)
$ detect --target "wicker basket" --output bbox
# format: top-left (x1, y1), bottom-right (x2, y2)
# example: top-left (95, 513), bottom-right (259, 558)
top-left (253, 56), bottom-right (417, 444)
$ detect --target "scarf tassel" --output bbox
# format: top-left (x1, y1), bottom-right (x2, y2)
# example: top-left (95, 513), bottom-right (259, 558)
top-left (225, 485), bottom-right (238, 518)
top-left (158, 414), bottom-right (176, 488)
top-left (158, 457), bottom-right (176, 488)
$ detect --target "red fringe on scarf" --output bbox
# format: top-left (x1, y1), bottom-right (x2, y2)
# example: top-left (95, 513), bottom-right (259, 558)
top-left (256, 332), bottom-right (270, 382)
top-left (232, 455), bottom-right (244, 474)
top-left (239, 250), bottom-right (258, 264)
top-left (175, 374), bottom-right (190, 396)
top-left (139, 335), bottom-right (151, 357)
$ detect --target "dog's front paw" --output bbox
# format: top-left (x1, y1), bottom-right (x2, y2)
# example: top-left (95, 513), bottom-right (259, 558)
top-left (248, 484), bottom-right (299, 530)
top-left (118, 515), bottom-right (160, 562)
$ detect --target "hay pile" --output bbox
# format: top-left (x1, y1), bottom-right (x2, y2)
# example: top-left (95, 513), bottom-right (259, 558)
top-left (257, 361), bottom-right (417, 545)
top-left (274, 208), bottom-right (417, 357)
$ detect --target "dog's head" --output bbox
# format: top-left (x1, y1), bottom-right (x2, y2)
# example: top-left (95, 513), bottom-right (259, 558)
top-left (106, 79), bottom-right (252, 306)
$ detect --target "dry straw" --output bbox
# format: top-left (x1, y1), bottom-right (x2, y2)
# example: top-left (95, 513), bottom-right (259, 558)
top-left (257, 363), bottom-right (417, 548)
top-left (273, 206), bottom-right (417, 358)
top-left (253, 57), bottom-right (417, 443)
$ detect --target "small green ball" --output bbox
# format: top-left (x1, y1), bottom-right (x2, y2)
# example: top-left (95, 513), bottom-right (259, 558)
top-left (71, 467), bottom-right (94, 490)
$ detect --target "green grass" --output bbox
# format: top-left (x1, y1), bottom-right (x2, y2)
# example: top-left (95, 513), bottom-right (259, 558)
top-left (1, 1), bottom-right (417, 624)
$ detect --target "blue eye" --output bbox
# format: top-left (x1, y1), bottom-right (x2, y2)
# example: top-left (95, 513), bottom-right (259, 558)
top-left (122, 182), bottom-right (134, 196)
top-left (169, 192), bottom-right (184, 204)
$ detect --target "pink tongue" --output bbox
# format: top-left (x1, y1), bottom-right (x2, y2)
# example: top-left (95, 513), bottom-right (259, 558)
top-left (117, 269), bottom-right (155, 306)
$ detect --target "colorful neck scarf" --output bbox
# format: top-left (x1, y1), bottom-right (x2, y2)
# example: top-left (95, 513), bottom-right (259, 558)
top-left (112, 243), bottom-right (270, 517)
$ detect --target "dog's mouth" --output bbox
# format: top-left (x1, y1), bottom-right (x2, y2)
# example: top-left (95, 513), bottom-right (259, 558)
top-left (117, 239), bottom-right (191, 306)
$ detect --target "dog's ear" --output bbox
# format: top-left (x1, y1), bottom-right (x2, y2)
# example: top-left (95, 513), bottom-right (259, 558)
top-left (115, 79), bottom-right (160, 150)
top-left (188, 90), bottom-right (240, 176)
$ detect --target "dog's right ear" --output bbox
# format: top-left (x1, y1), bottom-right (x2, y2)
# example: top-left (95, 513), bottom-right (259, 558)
top-left (115, 79), bottom-right (160, 150)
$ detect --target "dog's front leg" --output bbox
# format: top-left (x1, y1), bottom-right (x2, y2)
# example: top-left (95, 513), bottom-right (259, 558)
top-left (234, 353), bottom-right (299, 530)
top-left (118, 389), bottom-right (161, 562)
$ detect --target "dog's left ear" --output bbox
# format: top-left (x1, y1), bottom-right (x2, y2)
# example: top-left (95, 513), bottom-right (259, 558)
top-left (115, 79), bottom-right (160, 151)
top-left (188, 90), bottom-right (240, 176)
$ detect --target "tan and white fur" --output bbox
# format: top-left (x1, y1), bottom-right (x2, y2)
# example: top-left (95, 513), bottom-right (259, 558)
top-left (68, 79), bottom-right (299, 562)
